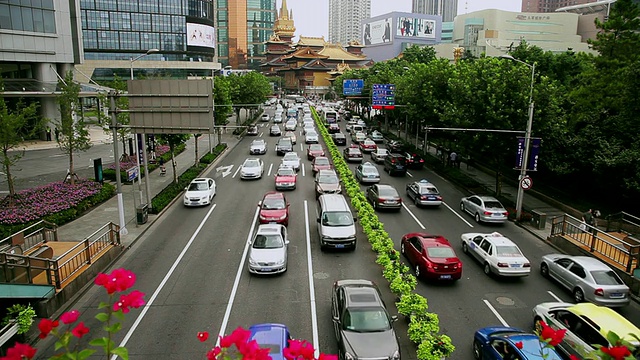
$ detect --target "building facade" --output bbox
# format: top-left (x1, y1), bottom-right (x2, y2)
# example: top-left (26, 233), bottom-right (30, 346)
top-left (362, 12), bottom-right (442, 62)
top-left (216, 0), bottom-right (277, 69)
top-left (521, 0), bottom-right (593, 12)
top-left (0, 0), bottom-right (86, 134)
top-left (328, 0), bottom-right (371, 45)
top-left (412, 0), bottom-right (457, 22)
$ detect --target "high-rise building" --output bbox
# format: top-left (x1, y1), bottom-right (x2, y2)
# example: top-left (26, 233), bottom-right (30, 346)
top-left (521, 0), bottom-right (594, 12)
top-left (216, 0), bottom-right (277, 69)
top-left (328, 0), bottom-right (371, 45)
top-left (412, 0), bottom-right (458, 22)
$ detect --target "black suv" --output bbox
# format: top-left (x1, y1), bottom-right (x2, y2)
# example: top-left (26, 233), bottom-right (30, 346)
top-left (332, 132), bottom-right (347, 146)
top-left (383, 154), bottom-right (407, 176)
top-left (276, 138), bottom-right (293, 156)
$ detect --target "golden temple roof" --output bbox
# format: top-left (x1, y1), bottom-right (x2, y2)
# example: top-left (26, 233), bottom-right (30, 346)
top-left (317, 43), bottom-right (367, 61)
top-left (296, 36), bottom-right (326, 47)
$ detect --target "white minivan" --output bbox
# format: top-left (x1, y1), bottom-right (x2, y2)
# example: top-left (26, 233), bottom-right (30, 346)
top-left (316, 194), bottom-right (357, 250)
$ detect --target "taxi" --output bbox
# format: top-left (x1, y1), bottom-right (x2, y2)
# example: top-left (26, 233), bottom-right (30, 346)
top-left (461, 232), bottom-right (531, 277)
top-left (532, 302), bottom-right (640, 359)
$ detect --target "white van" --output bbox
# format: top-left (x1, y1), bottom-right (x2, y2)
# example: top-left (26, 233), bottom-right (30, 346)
top-left (316, 194), bottom-right (357, 250)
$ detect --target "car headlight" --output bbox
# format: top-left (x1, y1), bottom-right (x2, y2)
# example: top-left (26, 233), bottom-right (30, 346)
top-left (392, 350), bottom-right (400, 360)
top-left (278, 214), bottom-right (287, 220)
top-left (201, 196), bottom-right (207, 200)
top-left (275, 258), bottom-right (285, 265)
top-left (248, 258), bottom-right (257, 266)
top-left (184, 196), bottom-right (189, 200)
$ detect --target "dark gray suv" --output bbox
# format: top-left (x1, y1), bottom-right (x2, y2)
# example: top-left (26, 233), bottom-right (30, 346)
top-left (276, 138), bottom-right (293, 156)
top-left (331, 279), bottom-right (400, 360)
top-left (383, 153), bottom-right (407, 176)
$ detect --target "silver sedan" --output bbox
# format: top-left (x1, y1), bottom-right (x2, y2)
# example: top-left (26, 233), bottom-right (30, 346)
top-left (355, 162), bottom-right (380, 184)
top-left (460, 195), bottom-right (508, 223)
top-left (540, 254), bottom-right (630, 307)
top-left (248, 224), bottom-right (289, 274)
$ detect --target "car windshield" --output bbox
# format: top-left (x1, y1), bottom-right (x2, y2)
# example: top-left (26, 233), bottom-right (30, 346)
top-left (307, 131), bottom-right (317, 136)
top-left (426, 247), bottom-right (456, 258)
top-left (362, 167), bottom-right (377, 175)
top-left (495, 245), bottom-right (523, 257)
top-left (377, 149), bottom-right (388, 154)
top-left (252, 140), bottom-right (265, 146)
top-left (378, 187), bottom-right (397, 197)
top-left (283, 153), bottom-right (298, 161)
top-left (315, 158), bottom-right (329, 165)
top-left (343, 308), bottom-right (390, 332)
top-left (484, 201), bottom-right (504, 209)
top-left (335, 134), bottom-right (345, 138)
top-left (278, 139), bottom-right (292, 146)
top-left (310, 145), bottom-right (322, 151)
top-left (419, 186), bottom-right (439, 194)
top-left (364, 140), bottom-right (375, 145)
top-left (322, 211), bottom-right (353, 226)
top-left (244, 160), bottom-right (260, 168)
top-left (591, 270), bottom-right (624, 285)
top-left (259, 344), bottom-right (280, 354)
top-left (188, 182), bottom-right (208, 191)
top-left (278, 168), bottom-right (295, 176)
top-left (318, 175), bottom-right (339, 184)
top-left (262, 198), bottom-right (286, 209)
top-left (253, 234), bottom-right (284, 249)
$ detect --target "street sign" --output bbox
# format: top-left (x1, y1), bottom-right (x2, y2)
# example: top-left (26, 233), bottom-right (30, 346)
top-left (343, 79), bottom-right (364, 96)
top-left (371, 83), bottom-right (395, 110)
top-left (520, 176), bottom-right (533, 190)
top-left (515, 137), bottom-right (541, 171)
top-left (127, 167), bottom-right (138, 181)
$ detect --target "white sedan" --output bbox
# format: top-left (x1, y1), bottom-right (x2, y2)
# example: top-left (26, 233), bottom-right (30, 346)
top-left (240, 158), bottom-right (264, 180)
top-left (281, 152), bottom-right (301, 172)
top-left (183, 178), bottom-right (216, 206)
top-left (461, 232), bottom-right (531, 277)
top-left (305, 131), bottom-right (319, 144)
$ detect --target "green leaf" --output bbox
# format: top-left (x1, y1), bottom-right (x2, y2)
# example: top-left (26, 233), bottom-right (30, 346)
top-left (89, 337), bottom-right (108, 348)
top-left (105, 322), bottom-right (122, 333)
top-left (77, 349), bottom-right (96, 360)
top-left (111, 346), bottom-right (129, 360)
top-left (95, 312), bottom-right (109, 322)
top-left (113, 310), bottom-right (126, 321)
top-left (98, 302), bottom-right (110, 309)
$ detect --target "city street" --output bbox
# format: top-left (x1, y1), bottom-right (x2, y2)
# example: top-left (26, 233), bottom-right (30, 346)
top-left (33, 107), bottom-right (640, 359)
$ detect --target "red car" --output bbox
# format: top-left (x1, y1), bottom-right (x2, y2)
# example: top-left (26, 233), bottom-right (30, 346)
top-left (312, 156), bottom-right (332, 174)
top-left (359, 138), bottom-right (378, 153)
top-left (400, 233), bottom-right (462, 281)
top-left (307, 144), bottom-right (325, 160)
top-left (274, 166), bottom-right (297, 190)
top-left (258, 191), bottom-right (290, 226)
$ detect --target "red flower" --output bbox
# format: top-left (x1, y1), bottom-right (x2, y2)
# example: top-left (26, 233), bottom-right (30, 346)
top-left (569, 355), bottom-right (580, 360)
top-left (220, 327), bottom-right (251, 349)
top-left (71, 322), bottom-right (90, 338)
top-left (113, 290), bottom-right (146, 313)
top-left (95, 268), bottom-right (136, 294)
top-left (37, 319), bottom-right (59, 339)
top-left (515, 341), bottom-right (523, 349)
top-left (538, 321), bottom-right (567, 346)
top-left (60, 310), bottom-right (80, 324)
top-left (318, 354), bottom-right (339, 360)
top-left (197, 332), bottom-right (209, 342)
top-left (601, 345), bottom-right (632, 360)
top-left (284, 339), bottom-right (316, 360)
top-left (3, 342), bottom-right (37, 360)
top-left (206, 346), bottom-right (221, 360)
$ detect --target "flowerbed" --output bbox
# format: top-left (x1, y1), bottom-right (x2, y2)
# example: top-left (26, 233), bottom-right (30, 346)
top-left (103, 144), bottom-right (185, 183)
top-left (311, 108), bottom-right (454, 359)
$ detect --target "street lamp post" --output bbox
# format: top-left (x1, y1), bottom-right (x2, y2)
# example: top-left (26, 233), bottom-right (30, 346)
top-left (500, 55), bottom-right (535, 221)
top-left (130, 49), bottom-right (159, 211)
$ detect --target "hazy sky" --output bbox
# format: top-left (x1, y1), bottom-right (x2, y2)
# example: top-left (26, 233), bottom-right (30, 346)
top-left (279, 0), bottom-right (522, 41)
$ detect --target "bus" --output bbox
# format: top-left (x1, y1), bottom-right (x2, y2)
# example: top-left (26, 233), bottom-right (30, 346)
top-left (323, 109), bottom-right (338, 125)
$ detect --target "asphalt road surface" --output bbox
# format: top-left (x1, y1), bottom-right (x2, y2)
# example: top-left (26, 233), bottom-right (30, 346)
top-left (33, 106), bottom-right (640, 360)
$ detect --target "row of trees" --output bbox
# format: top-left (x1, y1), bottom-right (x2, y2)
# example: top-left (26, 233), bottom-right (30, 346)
top-left (0, 70), bottom-right (273, 201)
top-left (335, 0), bottom-right (640, 210)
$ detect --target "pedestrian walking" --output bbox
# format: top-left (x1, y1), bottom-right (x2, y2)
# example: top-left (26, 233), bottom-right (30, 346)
top-left (449, 151), bottom-right (457, 167)
top-left (46, 128), bottom-right (52, 141)
top-left (581, 208), bottom-right (596, 234)
top-left (54, 127), bottom-right (60, 142)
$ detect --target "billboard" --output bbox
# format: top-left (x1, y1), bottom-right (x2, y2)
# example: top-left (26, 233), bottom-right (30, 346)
top-left (396, 16), bottom-right (436, 39)
top-left (187, 22), bottom-right (216, 49)
top-left (363, 17), bottom-right (392, 45)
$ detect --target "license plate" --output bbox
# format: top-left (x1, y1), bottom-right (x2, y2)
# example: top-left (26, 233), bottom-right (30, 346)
top-left (385, 201), bottom-right (396, 204)
top-left (428, 196), bottom-right (436, 200)
top-left (440, 275), bottom-right (452, 279)
top-left (335, 244), bottom-right (345, 248)
top-left (610, 293), bottom-right (624, 298)
top-left (511, 264), bottom-right (522, 268)
top-left (493, 213), bottom-right (502, 217)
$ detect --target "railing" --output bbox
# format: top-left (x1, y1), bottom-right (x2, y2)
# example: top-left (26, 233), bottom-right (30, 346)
top-left (53, 222), bottom-right (120, 288)
top-left (551, 214), bottom-right (639, 273)
top-left (0, 220), bottom-right (58, 253)
top-left (605, 211), bottom-right (640, 236)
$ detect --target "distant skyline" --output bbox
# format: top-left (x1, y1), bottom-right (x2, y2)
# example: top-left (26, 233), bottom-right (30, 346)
top-left (279, 0), bottom-right (521, 41)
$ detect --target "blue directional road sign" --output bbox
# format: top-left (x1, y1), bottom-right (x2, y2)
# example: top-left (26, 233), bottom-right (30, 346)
top-left (343, 79), bottom-right (364, 96)
top-left (372, 84), bottom-right (396, 110)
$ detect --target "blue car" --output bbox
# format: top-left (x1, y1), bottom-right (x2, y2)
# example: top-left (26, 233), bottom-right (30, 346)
top-left (473, 326), bottom-right (563, 360)
top-left (248, 323), bottom-right (292, 360)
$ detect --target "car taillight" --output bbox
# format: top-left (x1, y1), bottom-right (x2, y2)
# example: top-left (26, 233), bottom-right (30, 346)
top-left (378, 198), bottom-right (385, 203)
top-left (391, 159), bottom-right (396, 164)
top-left (497, 262), bottom-right (509, 268)
top-left (484, 211), bottom-right (492, 215)
top-left (424, 259), bottom-right (433, 269)
top-left (420, 195), bottom-right (427, 200)
top-left (523, 263), bottom-right (531, 268)
top-left (503, 212), bottom-right (509, 216)
top-left (595, 288), bottom-right (604, 296)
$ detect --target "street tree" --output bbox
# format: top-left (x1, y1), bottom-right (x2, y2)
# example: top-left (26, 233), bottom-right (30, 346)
top-left (97, 76), bottom-right (131, 157)
top-left (214, 76), bottom-right (233, 145)
top-left (56, 70), bottom-right (91, 185)
top-left (588, 0), bottom-right (640, 64)
top-left (156, 134), bottom-right (189, 184)
top-left (400, 44), bottom-right (437, 64)
top-left (0, 87), bottom-right (42, 205)
top-left (229, 72), bottom-right (271, 121)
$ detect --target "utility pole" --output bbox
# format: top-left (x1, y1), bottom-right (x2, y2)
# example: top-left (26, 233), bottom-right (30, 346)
top-left (110, 93), bottom-right (127, 235)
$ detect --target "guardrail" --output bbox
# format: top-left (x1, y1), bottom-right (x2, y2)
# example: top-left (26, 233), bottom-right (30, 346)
top-left (606, 211), bottom-right (640, 236)
top-left (551, 214), bottom-right (640, 273)
top-left (0, 220), bottom-right (58, 253)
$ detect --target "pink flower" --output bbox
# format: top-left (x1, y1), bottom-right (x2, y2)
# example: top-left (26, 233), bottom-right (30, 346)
top-left (3, 342), bottom-right (37, 360)
top-left (197, 332), bottom-right (209, 342)
top-left (37, 319), bottom-right (59, 339)
top-left (515, 341), bottom-right (523, 349)
top-left (601, 345), bottom-right (632, 360)
top-left (538, 320), bottom-right (567, 346)
top-left (220, 327), bottom-right (251, 349)
top-left (60, 310), bottom-right (80, 324)
top-left (71, 322), bottom-right (90, 338)
top-left (206, 346), bottom-right (221, 360)
top-left (284, 339), bottom-right (315, 360)
top-left (113, 290), bottom-right (146, 313)
top-left (95, 268), bottom-right (136, 294)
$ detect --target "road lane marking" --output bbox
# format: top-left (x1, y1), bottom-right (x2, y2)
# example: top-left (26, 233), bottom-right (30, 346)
top-left (259, 132), bottom-right (263, 137)
top-left (216, 206), bottom-right (261, 347)
top-left (442, 202), bottom-right (474, 228)
top-left (268, 163), bottom-right (273, 177)
top-left (483, 299), bottom-right (509, 327)
top-left (232, 165), bottom-right (241, 178)
top-left (112, 204), bottom-right (218, 359)
top-left (407, 171), bottom-right (413, 177)
top-left (401, 203), bottom-right (426, 229)
top-left (300, 144), bottom-right (303, 151)
top-left (301, 163), bottom-right (305, 177)
top-left (304, 201), bottom-right (320, 357)
top-left (547, 290), bottom-right (563, 302)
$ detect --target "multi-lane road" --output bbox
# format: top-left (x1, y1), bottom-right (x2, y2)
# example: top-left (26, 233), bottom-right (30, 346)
top-left (35, 106), bottom-right (640, 359)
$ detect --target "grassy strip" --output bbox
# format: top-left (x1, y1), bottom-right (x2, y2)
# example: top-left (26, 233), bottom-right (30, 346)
top-left (312, 108), bottom-right (454, 359)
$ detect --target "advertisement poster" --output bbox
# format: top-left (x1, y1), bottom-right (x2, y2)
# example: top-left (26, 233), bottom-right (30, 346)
top-left (396, 17), bottom-right (436, 39)
top-left (187, 23), bottom-right (216, 49)
top-left (363, 17), bottom-right (392, 45)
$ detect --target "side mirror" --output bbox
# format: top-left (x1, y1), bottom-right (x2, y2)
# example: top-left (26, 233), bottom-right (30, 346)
top-left (332, 316), bottom-right (340, 323)
top-left (184, 187), bottom-right (188, 191)
top-left (316, 218), bottom-right (321, 223)
top-left (391, 315), bottom-right (398, 322)
top-left (353, 216), bottom-right (358, 222)
top-left (287, 203), bottom-right (290, 207)
top-left (285, 240), bottom-right (290, 245)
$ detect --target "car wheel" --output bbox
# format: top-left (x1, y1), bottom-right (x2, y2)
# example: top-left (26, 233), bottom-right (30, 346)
top-left (462, 242), bottom-right (468, 254)
top-left (414, 196), bottom-right (420, 207)
top-left (373, 201), bottom-right (378, 210)
top-left (460, 202), bottom-right (465, 212)
top-left (483, 263), bottom-right (491, 276)
top-left (472, 339), bottom-right (483, 360)
top-left (540, 263), bottom-right (549, 278)
top-left (415, 265), bottom-right (421, 278)
top-left (400, 242), bottom-right (405, 255)
top-left (573, 288), bottom-right (585, 303)
top-left (474, 213), bottom-right (481, 223)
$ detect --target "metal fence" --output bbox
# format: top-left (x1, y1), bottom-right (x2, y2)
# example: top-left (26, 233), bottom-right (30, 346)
top-left (0, 220), bottom-right (58, 253)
